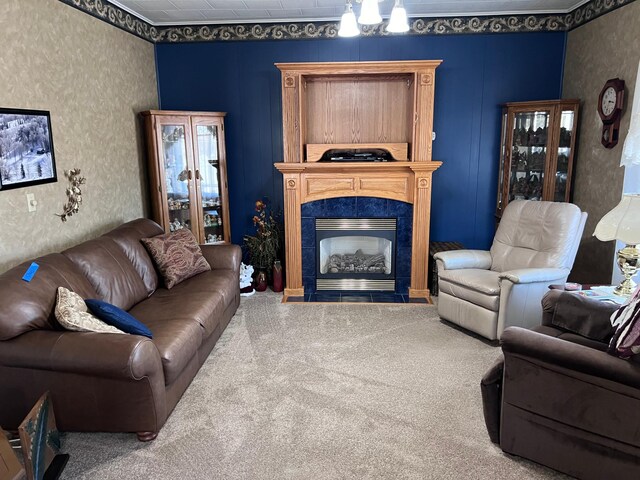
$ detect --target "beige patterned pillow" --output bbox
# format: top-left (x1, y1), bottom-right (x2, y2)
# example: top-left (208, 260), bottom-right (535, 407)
top-left (54, 287), bottom-right (124, 334)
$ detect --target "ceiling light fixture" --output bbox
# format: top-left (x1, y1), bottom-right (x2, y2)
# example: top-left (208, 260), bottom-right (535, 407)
top-left (358, 0), bottom-right (382, 25)
top-left (338, 1), bottom-right (360, 37)
top-left (387, 0), bottom-right (410, 33)
top-left (338, 0), bottom-right (410, 37)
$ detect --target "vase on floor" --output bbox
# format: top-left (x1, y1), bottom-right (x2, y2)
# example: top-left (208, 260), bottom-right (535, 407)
top-left (254, 268), bottom-right (268, 292)
top-left (272, 260), bottom-right (283, 292)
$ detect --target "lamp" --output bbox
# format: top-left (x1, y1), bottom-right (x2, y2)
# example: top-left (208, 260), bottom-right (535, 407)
top-left (594, 194), bottom-right (640, 296)
top-left (358, 0), bottom-right (382, 25)
top-left (338, 1), bottom-right (360, 37)
top-left (338, 0), bottom-right (411, 35)
top-left (387, 0), bottom-right (409, 33)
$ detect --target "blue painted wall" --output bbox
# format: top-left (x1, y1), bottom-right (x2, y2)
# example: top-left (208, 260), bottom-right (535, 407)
top-left (155, 32), bottom-right (566, 249)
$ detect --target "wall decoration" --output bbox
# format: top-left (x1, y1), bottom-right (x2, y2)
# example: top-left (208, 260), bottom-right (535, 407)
top-left (0, 108), bottom-right (57, 191)
top-left (56, 168), bottom-right (86, 222)
top-left (58, 0), bottom-right (636, 43)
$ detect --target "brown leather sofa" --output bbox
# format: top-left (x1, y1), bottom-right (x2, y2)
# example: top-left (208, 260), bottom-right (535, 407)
top-left (0, 219), bottom-right (241, 441)
top-left (481, 290), bottom-right (640, 478)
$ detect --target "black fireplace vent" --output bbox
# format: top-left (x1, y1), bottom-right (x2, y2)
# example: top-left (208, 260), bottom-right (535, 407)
top-left (318, 148), bottom-right (395, 162)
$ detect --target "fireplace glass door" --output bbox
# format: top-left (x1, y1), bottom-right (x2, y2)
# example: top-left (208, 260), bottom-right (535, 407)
top-left (316, 218), bottom-right (396, 291)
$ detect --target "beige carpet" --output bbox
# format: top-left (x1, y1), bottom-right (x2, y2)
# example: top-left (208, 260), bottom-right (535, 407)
top-left (61, 292), bottom-right (566, 479)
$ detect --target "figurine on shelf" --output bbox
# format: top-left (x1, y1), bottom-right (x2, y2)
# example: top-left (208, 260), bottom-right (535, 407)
top-left (169, 219), bottom-right (184, 232)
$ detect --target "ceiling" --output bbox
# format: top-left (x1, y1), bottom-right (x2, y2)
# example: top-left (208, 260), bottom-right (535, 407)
top-left (111, 0), bottom-right (590, 25)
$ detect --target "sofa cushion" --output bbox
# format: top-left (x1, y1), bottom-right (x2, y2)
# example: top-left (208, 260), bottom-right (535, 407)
top-left (103, 218), bottom-right (164, 295)
top-left (438, 269), bottom-right (501, 311)
top-left (55, 287), bottom-right (124, 334)
top-left (0, 254), bottom-right (98, 341)
top-left (85, 299), bottom-right (152, 338)
top-left (141, 229), bottom-right (210, 289)
top-left (128, 298), bottom-right (203, 385)
top-left (129, 269), bottom-right (236, 340)
top-left (63, 237), bottom-right (149, 310)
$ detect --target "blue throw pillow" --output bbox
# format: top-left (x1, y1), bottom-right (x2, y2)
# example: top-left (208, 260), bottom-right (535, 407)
top-left (85, 299), bottom-right (153, 339)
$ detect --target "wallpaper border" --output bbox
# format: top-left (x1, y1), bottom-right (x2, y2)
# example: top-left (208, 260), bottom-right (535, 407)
top-left (58, 0), bottom-right (636, 43)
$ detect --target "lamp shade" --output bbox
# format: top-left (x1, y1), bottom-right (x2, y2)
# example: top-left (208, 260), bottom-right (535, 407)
top-left (338, 5), bottom-right (360, 37)
top-left (387, 1), bottom-right (409, 33)
top-left (358, 0), bottom-right (382, 25)
top-left (594, 194), bottom-right (640, 244)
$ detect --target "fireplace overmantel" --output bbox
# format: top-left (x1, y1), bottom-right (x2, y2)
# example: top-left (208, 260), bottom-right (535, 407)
top-left (274, 60), bottom-right (442, 301)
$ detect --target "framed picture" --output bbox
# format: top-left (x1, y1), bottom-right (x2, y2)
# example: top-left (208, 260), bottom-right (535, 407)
top-left (0, 108), bottom-right (57, 191)
top-left (18, 392), bottom-right (69, 480)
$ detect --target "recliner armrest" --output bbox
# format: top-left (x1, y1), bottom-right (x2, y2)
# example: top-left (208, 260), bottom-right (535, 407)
top-left (501, 327), bottom-right (640, 390)
top-left (434, 250), bottom-right (491, 271)
top-left (0, 330), bottom-right (162, 381)
top-left (499, 267), bottom-right (569, 285)
top-left (200, 244), bottom-right (242, 273)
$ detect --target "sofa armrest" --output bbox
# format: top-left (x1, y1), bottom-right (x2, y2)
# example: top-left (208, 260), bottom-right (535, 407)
top-left (434, 250), bottom-right (491, 271)
top-left (500, 267), bottom-right (569, 285)
top-left (200, 244), bottom-right (242, 273)
top-left (0, 330), bottom-right (162, 381)
top-left (501, 327), bottom-right (640, 389)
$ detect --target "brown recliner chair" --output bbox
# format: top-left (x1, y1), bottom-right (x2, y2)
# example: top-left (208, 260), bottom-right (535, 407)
top-left (481, 290), bottom-right (640, 479)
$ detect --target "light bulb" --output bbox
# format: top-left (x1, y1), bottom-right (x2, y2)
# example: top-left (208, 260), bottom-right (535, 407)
top-left (358, 0), bottom-right (382, 25)
top-left (387, 0), bottom-right (409, 33)
top-left (338, 2), bottom-right (360, 37)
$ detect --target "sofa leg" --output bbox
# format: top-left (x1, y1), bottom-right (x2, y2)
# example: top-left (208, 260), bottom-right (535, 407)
top-left (137, 431), bottom-right (158, 442)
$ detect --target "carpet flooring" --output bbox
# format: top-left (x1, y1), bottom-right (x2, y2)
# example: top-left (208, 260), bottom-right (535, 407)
top-left (61, 292), bottom-right (566, 479)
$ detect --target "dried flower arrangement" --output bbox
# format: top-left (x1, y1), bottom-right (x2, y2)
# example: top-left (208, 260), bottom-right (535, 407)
top-left (243, 198), bottom-right (283, 268)
top-left (56, 168), bottom-right (86, 222)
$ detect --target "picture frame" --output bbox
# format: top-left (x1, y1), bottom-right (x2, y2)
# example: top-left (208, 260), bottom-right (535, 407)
top-left (18, 392), bottom-right (68, 480)
top-left (0, 108), bottom-right (57, 191)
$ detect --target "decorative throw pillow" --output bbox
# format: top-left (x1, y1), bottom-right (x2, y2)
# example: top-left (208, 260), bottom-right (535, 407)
top-left (608, 286), bottom-right (640, 359)
top-left (141, 229), bottom-right (210, 289)
top-left (85, 299), bottom-right (153, 338)
top-left (54, 287), bottom-right (124, 334)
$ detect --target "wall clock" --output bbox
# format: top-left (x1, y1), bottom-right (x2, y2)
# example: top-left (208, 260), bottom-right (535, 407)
top-left (597, 78), bottom-right (625, 148)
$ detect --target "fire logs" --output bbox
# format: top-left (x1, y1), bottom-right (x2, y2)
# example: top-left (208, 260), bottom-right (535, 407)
top-left (326, 249), bottom-right (388, 274)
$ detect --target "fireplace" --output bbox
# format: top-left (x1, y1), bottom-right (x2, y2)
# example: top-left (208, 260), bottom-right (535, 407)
top-left (316, 218), bottom-right (396, 291)
top-left (275, 60), bottom-right (442, 301)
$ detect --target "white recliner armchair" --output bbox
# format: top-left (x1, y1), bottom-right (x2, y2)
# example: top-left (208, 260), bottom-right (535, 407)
top-left (434, 200), bottom-right (587, 340)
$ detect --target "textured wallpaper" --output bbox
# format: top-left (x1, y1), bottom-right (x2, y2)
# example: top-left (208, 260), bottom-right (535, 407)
top-left (0, 0), bottom-right (157, 273)
top-left (563, 0), bottom-right (640, 284)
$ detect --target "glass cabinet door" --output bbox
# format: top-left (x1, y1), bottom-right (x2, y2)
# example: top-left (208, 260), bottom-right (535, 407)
top-left (193, 120), bottom-right (226, 244)
top-left (159, 122), bottom-right (196, 235)
top-left (508, 110), bottom-right (551, 203)
top-left (554, 108), bottom-right (576, 202)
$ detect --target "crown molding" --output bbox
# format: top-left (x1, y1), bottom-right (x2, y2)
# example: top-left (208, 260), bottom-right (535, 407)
top-left (58, 0), bottom-right (636, 44)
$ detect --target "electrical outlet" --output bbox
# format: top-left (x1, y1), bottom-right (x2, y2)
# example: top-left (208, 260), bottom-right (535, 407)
top-left (26, 193), bottom-right (37, 213)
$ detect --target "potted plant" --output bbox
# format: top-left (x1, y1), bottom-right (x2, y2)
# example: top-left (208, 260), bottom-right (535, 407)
top-left (243, 198), bottom-right (282, 292)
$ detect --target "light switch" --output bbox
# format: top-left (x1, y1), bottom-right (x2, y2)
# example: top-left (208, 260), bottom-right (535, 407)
top-left (26, 193), bottom-right (37, 213)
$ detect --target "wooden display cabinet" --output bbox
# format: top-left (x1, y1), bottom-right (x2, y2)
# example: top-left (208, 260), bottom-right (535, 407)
top-left (496, 99), bottom-right (580, 218)
top-left (141, 111), bottom-right (231, 244)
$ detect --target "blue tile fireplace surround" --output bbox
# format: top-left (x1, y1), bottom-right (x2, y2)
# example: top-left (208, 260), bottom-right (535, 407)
top-left (301, 197), bottom-right (413, 295)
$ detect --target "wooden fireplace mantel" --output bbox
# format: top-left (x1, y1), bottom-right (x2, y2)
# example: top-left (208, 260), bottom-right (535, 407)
top-left (274, 60), bottom-right (443, 300)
